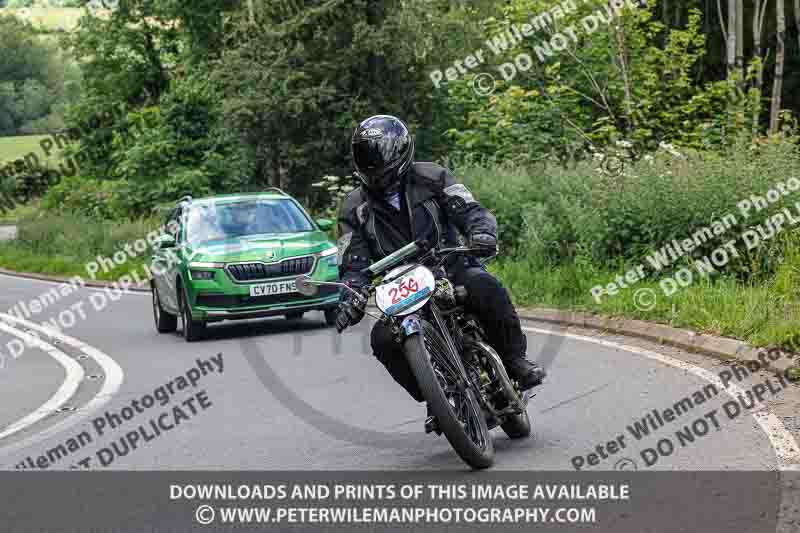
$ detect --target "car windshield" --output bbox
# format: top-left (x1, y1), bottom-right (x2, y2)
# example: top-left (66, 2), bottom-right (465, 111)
top-left (185, 198), bottom-right (314, 245)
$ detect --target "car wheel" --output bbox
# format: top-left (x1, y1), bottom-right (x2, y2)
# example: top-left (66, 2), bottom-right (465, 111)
top-left (179, 285), bottom-right (205, 342)
top-left (152, 283), bottom-right (177, 333)
top-left (324, 308), bottom-right (337, 327)
top-left (285, 311), bottom-right (304, 320)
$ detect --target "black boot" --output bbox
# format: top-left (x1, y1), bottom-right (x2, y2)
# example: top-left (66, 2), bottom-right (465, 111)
top-left (504, 358), bottom-right (546, 390)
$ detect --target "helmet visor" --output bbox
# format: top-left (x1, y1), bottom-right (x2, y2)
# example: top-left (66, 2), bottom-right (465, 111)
top-left (352, 139), bottom-right (387, 180)
top-left (353, 134), bottom-right (409, 179)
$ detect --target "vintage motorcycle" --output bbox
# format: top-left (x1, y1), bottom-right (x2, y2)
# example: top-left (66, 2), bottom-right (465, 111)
top-left (296, 240), bottom-right (531, 469)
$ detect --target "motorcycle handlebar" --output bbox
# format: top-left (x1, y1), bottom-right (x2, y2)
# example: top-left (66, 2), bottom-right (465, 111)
top-left (361, 240), bottom-right (424, 277)
top-left (360, 241), bottom-right (491, 278)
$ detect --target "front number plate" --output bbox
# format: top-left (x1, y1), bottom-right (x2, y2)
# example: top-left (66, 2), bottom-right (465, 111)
top-left (249, 280), bottom-right (297, 297)
top-left (375, 265), bottom-right (435, 317)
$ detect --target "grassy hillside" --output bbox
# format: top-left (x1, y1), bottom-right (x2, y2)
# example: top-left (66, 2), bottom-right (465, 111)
top-left (0, 135), bottom-right (62, 165)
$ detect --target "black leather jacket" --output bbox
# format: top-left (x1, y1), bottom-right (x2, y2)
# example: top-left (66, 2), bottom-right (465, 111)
top-left (336, 162), bottom-right (497, 287)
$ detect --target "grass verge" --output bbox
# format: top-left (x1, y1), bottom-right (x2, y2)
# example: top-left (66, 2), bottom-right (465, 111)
top-left (0, 211), bottom-right (153, 282)
top-left (492, 257), bottom-right (800, 354)
top-left (0, 135), bottom-right (54, 164)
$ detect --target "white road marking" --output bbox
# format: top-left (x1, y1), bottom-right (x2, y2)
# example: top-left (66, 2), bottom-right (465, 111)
top-left (523, 325), bottom-right (800, 471)
top-left (0, 312), bottom-right (124, 458)
top-left (0, 322), bottom-right (84, 441)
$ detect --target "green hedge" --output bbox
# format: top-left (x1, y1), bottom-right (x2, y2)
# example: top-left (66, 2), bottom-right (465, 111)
top-left (459, 138), bottom-right (800, 282)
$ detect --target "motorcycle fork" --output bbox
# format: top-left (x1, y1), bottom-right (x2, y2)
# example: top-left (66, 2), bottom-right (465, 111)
top-left (400, 306), bottom-right (477, 400)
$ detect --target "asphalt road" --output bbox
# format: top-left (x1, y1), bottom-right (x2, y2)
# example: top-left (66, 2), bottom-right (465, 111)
top-left (0, 272), bottom-right (798, 472)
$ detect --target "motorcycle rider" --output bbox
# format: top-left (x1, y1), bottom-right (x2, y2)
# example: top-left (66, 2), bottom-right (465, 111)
top-left (335, 115), bottom-right (546, 426)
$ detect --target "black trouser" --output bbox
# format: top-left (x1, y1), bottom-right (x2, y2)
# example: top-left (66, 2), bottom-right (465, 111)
top-left (370, 267), bottom-right (527, 402)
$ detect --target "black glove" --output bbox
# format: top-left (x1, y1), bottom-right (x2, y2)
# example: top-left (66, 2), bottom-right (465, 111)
top-left (469, 233), bottom-right (498, 257)
top-left (335, 288), bottom-right (367, 333)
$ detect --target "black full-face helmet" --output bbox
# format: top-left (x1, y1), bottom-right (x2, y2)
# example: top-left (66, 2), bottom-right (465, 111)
top-left (351, 115), bottom-right (415, 193)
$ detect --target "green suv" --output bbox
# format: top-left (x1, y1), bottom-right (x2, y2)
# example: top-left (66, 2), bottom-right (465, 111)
top-left (150, 190), bottom-right (340, 341)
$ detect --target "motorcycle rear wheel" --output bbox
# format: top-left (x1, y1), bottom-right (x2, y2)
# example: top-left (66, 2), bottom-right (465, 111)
top-left (468, 341), bottom-right (531, 439)
top-left (404, 319), bottom-right (494, 469)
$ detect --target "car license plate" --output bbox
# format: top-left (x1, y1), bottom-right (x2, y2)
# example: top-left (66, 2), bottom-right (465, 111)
top-left (249, 280), bottom-right (297, 297)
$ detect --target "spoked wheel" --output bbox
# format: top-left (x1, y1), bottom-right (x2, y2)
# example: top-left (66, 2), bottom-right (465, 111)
top-left (404, 319), bottom-right (494, 469)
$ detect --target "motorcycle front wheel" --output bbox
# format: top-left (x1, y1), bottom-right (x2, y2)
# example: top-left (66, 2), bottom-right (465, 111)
top-left (404, 319), bottom-right (494, 469)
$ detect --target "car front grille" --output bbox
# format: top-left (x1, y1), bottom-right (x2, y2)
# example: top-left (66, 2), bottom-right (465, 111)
top-left (196, 285), bottom-right (338, 309)
top-left (226, 256), bottom-right (315, 282)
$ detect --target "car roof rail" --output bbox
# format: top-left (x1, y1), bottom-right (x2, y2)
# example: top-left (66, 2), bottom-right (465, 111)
top-left (265, 187), bottom-right (287, 196)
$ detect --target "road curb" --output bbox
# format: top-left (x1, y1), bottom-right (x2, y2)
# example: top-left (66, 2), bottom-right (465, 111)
top-left (0, 267), bottom-right (151, 292)
top-left (517, 307), bottom-right (799, 377)
top-left (0, 266), bottom-right (796, 376)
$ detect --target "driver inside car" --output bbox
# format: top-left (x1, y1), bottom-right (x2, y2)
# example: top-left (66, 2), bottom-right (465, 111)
top-left (220, 202), bottom-right (259, 237)
top-left (335, 115), bottom-right (546, 429)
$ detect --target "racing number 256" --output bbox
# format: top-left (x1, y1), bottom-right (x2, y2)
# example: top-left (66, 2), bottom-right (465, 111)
top-left (389, 277), bottom-right (419, 304)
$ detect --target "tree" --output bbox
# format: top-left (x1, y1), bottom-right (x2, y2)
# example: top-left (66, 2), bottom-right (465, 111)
top-left (210, 0), bottom-right (467, 196)
top-left (0, 15), bottom-right (76, 135)
top-left (752, 0), bottom-right (768, 131)
top-left (725, 0), bottom-right (736, 76)
top-left (769, 0), bottom-right (786, 133)
top-left (735, 0), bottom-right (743, 82)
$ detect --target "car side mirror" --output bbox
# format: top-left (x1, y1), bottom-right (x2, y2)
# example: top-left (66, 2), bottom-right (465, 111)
top-left (157, 235), bottom-right (176, 249)
top-left (316, 218), bottom-right (334, 231)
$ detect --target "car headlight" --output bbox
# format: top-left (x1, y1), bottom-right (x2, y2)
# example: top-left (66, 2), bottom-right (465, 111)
top-left (190, 270), bottom-right (216, 281)
top-left (319, 246), bottom-right (337, 266)
top-left (189, 263), bottom-right (223, 281)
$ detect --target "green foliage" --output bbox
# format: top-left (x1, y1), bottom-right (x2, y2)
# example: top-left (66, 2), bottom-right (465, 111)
top-left (5, 165), bottom-right (59, 199)
top-left (110, 81), bottom-right (225, 213)
top-left (0, 134), bottom-right (50, 162)
top-left (41, 174), bottom-right (130, 218)
top-left (209, 0), bottom-right (466, 200)
top-left (491, 251), bottom-right (800, 350)
top-left (0, 14), bottom-right (80, 135)
top-left (310, 175), bottom-right (355, 222)
top-left (2, 0), bottom-right (797, 356)
top-left (0, 210), bottom-right (156, 279)
top-left (462, 136), bottom-right (800, 282)
top-left (445, 2), bottom-right (765, 163)
top-left (55, 0), bottom-right (492, 213)
top-left (6, 0), bottom-right (35, 8)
